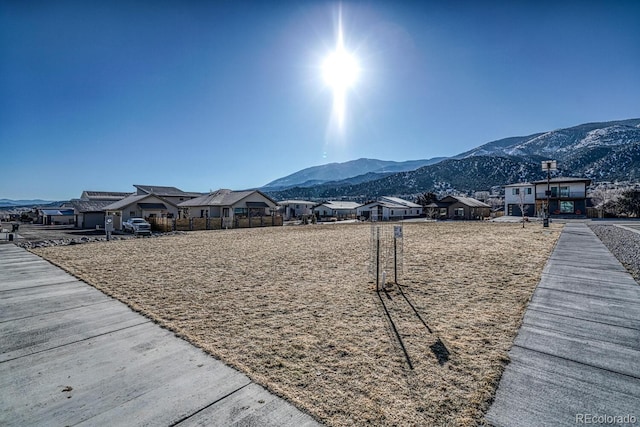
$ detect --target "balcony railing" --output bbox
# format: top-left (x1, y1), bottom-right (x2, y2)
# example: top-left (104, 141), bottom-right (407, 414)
top-left (535, 191), bottom-right (586, 199)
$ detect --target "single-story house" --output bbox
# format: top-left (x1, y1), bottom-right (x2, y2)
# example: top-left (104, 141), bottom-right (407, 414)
top-left (73, 190), bottom-right (132, 229)
top-left (313, 201), bottom-right (361, 219)
top-left (39, 208), bottom-right (75, 225)
top-left (278, 200), bottom-right (316, 220)
top-left (178, 189), bottom-right (278, 225)
top-left (423, 201), bottom-right (451, 220)
top-left (439, 196), bottom-right (491, 220)
top-left (70, 199), bottom-right (117, 229)
top-left (357, 196), bottom-right (423, 220)
top-left (104, 194), bottom-right (180, 230)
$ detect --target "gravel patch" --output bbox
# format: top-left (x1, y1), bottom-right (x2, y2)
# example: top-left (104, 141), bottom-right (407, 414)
top-left (14, 231), bottom-right (187, 249)
top-left (589, 223), bottom-right (640, 283)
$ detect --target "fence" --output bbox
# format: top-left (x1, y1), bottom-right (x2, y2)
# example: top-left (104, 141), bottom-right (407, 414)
top-left (149, 215), bottom-right (283, 232)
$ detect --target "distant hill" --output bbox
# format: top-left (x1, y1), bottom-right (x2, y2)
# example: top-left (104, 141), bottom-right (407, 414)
top-left (0, 199), bottom-right (57, 207)
top-left (261, 157), bottom-right (446, 191)
top-left (265, 118), bottom-right (640, 200)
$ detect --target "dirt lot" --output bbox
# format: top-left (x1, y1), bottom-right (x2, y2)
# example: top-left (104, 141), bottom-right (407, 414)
top-left (33, 221), bottom-right (561, 426)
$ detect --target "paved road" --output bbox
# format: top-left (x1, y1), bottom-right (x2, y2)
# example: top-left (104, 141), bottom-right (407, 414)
top-left (0, 244), bottom-right (320, 426)
top-left (486, 222), bottom-right (640, 426)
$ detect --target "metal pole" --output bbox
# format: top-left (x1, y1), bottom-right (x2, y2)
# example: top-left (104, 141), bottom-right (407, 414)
top-left (394, 236), bottom-right (397, 284)
top-left (546, 168), bottom-right (551, 227)
top-left (376, 227), bottom-right (380, 292)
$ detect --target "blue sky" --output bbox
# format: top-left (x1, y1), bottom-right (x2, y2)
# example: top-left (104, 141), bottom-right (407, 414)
top-left (1, 0), bottom-right (639, 200)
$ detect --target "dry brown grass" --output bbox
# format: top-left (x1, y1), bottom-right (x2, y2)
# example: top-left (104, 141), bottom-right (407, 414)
top-left (33, 221), bottom-right (561, 426)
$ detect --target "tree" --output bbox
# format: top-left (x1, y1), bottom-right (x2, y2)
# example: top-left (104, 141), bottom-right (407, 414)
top-left (415, 192), bottom-right (437, 207)
top-left (517, 187), bottom-right (529, 228)
top-left (590, 187), bottom-right (622, 218)
top-left (615, 189), bottom-right (640, 217)
top-left (425, 206), bottom-right (438, 220)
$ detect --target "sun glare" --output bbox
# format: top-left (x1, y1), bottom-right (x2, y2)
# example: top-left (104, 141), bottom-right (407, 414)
top-left (322, 11), bottom-right (360, 130)
top-left (323, 47), bottom-right (359, 90)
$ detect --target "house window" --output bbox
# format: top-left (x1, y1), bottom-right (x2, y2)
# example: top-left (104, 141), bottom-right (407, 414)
top-left (234, 207), bottom-right (248, 217)
top-left (513, 188), bottom-right (531, 195)
top-left (391, 210), bottom-right (394, 215)
top-left (455, 207), bottom-right (464, 217)
top-left (560, 201), bottom-right (574, 213)
top-left (560, 186), bottom-right (570, 197)
top-left (130, 211), bottom-right (135, 216)
top-left (223, 208), bottom-right (229, 217)
top-left (439, 208), bottom-right (447, 216)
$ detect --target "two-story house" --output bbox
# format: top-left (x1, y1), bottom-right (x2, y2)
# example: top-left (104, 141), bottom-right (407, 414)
top-left (504, 177), bottom-right (591, 217)
top-left (532, 177), bottom-right (591, 217)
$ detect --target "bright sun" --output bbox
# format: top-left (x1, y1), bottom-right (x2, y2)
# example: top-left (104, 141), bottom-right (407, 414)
top-left (322, 48), bottom-right (359, 90)
top-left (322, 14), bottom-right (360, 129)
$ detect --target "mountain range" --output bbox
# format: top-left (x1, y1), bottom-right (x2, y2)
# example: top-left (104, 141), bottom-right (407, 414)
top-left (0, 199), bottom-right (57, 208)
top-left (263, 118), bottom-right (640, 200)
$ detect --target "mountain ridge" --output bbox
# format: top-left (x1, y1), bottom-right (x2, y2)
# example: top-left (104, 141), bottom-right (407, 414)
top-left (261, 157), bottom-right (446, 191)
top-left (264, 118), bottom-right (640, 200)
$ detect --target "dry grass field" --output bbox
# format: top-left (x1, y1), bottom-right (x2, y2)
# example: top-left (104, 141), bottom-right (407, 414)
top-left (33, 221), bottom-right (561, 426)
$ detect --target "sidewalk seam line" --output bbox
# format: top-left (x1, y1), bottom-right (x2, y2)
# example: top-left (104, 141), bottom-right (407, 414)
top-left (0, 300), bottom-right (113, 324)
top-left (170, 382), bottom-right (252, 426)
top-left (0, 320), bottom-right (150, 364)
top-left (511, 344), bottom-right (640, 381)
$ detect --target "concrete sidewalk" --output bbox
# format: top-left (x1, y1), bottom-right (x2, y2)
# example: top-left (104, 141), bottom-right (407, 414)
top-left (0, 244), bottom-right (320, 426)
top-left (487, 223), bottom-right (640, 426)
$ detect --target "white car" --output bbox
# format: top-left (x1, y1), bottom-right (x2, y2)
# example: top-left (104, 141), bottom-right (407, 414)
top-left (122, 218), bottom-right (152, 235)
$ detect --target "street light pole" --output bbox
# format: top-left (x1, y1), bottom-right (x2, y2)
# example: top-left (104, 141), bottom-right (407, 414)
top-left (542, 160), bottom-right (557, 228)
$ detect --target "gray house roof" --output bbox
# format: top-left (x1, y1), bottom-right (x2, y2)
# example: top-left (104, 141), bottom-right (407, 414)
top-left (70, 199), bottom-right (114, 213)
top-left (104, 194), bottom-right (178, 211)
top-left (379, 196), bottom-right (422, 208)
top-left (440, 196), bottom-right (491, 208)
top-left (134, 185), bottom-right (201, 198)
top-left (41, 209), bottom-right (74, 216)
top-left (178, 189), bottom-right (277, 207)
top-left (316, 201), bottom-right (361, 210)
top-left (504, 182), bottom-right (533, 188)
top-left (80, 191), bottom-right (132, 201)
top-left (530, 177), bottom-right (592, 185)
top-left (104, 194), bottom-right (148, 210)
top-left (278, 200), bottom-right (316, 205)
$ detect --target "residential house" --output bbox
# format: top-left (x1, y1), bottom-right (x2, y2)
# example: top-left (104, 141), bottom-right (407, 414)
top-left (178, 189), bottom-right (278, 228)
top-left (504, 183), bottom-right (536, 217)
top-left (73, 190), bottom-right (132, 229)
top-left (313, 201), bottom-right (361, 220)
top-left (439, 196), bottom-right (491, 220)
top-left (70, 200), bottom-right (117, 229)
top-left (103, 185), bottom-right (199, 230)
top-left (357, 196), bottom-right (423, 220)
top-left (532, 177), bottom-right (592, 217)
top-left (423, 201), bottom-right (451, 220)
top-left (278, 200), bottom-right (316, 220)
top-left (39, 208), bottom-right (75, 225)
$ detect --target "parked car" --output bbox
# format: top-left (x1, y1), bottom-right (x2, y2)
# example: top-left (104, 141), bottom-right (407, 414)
top-left (122, 218), bottom-right (152, 235)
